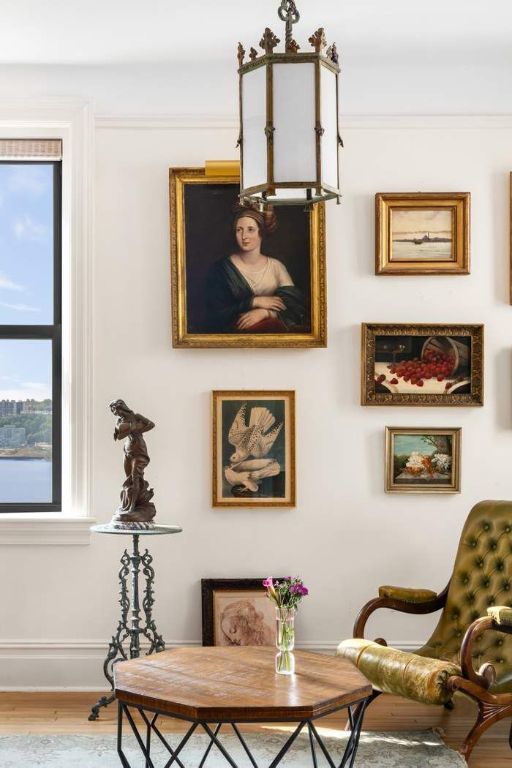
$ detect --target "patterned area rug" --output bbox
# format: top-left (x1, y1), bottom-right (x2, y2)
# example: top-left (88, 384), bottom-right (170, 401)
top-left (0, 729), bottom-right (466, 767)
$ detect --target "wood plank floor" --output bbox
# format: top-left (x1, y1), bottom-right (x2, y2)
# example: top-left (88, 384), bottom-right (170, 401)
top-left (0, 691), bottom-right (509, 766)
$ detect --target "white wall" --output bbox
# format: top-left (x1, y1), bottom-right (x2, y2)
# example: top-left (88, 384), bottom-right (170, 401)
top-left (0, 64), bottom-right (512, 689)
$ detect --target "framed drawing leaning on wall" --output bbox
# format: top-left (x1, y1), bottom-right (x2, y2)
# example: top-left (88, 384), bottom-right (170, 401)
top-left (361, 323), bottom-right (484, 406)
top-left (385, 427), bottom-right (461, 494)
top-left (170, 166), bottom-right (326, 347)
top-left (201, 578), bottom-right (281, 647)
top-left (212, 390), bottom-right (295, 508)
top-left (375, 192), bottom-right (470, 275)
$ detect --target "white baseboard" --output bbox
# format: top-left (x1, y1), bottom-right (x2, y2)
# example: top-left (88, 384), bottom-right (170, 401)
top-left (0, 639), bottom-right (418, 691)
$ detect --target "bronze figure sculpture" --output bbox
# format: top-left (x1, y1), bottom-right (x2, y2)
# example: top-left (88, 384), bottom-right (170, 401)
top-left (110, 399), bottom-right (156, 526)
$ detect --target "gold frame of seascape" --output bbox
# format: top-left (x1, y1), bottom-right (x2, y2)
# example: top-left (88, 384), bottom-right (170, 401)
top-left (170, 166), bottom-right (326, 348)
top-left (385, 426), bottom-right (461, 494)
top-left (375, 192), bottom-right (470, 275)
top-left (212, 390), bottom-right (296, 508)
top-left (361, 323), bottom-right (484, 407)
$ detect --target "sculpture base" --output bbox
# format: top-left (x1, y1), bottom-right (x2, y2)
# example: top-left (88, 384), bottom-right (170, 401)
top-left (111, 503), bottom-right (156, 527)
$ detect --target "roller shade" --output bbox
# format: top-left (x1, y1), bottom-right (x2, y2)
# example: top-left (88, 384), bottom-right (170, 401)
top-left (0, 139), bottom-right (62, 160)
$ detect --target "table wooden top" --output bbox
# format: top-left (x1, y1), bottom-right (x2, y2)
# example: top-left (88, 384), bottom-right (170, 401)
top-left (114, 647), bottom-right (371, 722)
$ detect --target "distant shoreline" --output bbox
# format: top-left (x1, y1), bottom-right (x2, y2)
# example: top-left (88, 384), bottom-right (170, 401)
top-left (393, 237), bottom-right (451, 243)
top-left (0, 455), bottom-right (50, 461)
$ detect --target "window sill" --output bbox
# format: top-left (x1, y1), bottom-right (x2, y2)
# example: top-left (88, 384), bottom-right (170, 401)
top-left (0, 516), bottom-right (96, 546)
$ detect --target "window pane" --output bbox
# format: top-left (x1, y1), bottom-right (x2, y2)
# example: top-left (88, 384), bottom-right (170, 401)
top-left (0, 339), bottom-right (52, 503)
top-left (0, 163), bottom-right (54, 324)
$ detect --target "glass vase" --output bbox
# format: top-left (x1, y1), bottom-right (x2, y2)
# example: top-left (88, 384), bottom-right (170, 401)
top-left (275, 607), bottom-right (296, 675)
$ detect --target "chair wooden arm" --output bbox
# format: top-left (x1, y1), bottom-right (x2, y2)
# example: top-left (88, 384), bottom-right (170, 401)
top-left (353, 582), bottom-right (450, 641)
top-left (459, 613), bottom-right (512, 689)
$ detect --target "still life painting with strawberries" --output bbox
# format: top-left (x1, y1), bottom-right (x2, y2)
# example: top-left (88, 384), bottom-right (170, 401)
top-left (362, 323), bottom-right (483, 406)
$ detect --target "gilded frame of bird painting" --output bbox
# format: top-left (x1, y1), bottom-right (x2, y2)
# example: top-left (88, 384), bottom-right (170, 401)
top-left (375, 192), bottom-right (470, 275)
top-left (170, 165), bottom-right (326, 348)
top-left (385, 427), bottom-right (461, 493)
top-left (361, 323), bottom-right (484, 406)
top-left (201, 578), bottom-right (284, 646)
top-left (212, 390), bottom-right (296, 507)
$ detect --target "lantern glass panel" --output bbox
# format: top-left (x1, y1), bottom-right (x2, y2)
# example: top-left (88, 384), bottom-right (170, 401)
top-left (241, 65), bottom-right (267, 191)
top-left (320, 64), bottom-right (338, 189)
top-left (273, 62), bottom-right (316, 184)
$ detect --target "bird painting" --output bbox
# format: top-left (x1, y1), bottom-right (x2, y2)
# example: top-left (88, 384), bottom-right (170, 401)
top-left (225, 403), bottom-right (283, 494)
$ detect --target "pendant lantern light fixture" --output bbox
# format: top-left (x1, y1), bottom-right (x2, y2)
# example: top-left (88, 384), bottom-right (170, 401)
top-left (237, 0), bottom-right (342, 208)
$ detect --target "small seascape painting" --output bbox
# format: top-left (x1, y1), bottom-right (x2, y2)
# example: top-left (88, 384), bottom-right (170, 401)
top-left (361, 324), bottom-right (483, 406)
top-left (201, 578), bottom-right (281, 646)
top-left (375, 193), bottom-right (470, 275)
top-left (391, 208), bottom-right (453, 261)
top-left (385, 427), bottom-right (461, 493)
top-left (212, 391), bottom-right (295, 507)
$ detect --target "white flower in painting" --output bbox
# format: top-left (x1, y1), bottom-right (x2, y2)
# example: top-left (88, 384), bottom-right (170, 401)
top-left (432, 453), bottom-right (452, 472)
top-left (406, 451), bottom-right (424, 470)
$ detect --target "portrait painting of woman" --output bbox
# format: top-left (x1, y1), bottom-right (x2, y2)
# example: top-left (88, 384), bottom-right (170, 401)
top-left (170, 167), bottom-right (326, 348)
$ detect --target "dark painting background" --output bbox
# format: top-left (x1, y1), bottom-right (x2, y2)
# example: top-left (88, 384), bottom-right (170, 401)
top-left (375, 335), bottom-right (471, 363)
top-left (221, 398), bottom-right (286, 499)
top-left (184, 183), bottom-right (312, 333)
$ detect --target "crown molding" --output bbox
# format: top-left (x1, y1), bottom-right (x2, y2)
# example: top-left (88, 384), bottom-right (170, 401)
top-left (95, 112), bottom-right (512, 131)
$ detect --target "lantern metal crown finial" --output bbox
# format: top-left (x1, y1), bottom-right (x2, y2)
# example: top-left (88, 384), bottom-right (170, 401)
top-left (237, 0), bottom-right (342, 208)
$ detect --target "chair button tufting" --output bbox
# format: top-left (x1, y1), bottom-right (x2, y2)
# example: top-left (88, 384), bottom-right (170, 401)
top-left (483, 523), bottom-right (490, 531)
top-left (497, 639), bottom-right (504, 647)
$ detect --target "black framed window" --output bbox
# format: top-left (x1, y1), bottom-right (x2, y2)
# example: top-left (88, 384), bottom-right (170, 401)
top-left (0, 141), bottom-right (62, 512)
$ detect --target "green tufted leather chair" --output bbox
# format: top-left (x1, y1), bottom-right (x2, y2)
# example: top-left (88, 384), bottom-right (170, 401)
top-left (338, 500), bottom-right (512, 760)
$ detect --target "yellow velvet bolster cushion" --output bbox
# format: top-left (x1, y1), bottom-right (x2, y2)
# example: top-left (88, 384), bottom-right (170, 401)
top-left (337, 638), bottom-right (460, 706)
top-left (378, 585), bottom-right (438, 603)
top-left (487, 606), bottom-right (512, 627)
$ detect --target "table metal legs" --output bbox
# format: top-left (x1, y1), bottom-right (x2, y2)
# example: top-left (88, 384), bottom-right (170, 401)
top-left (116, 698), bottom-right (371, 768)
top-left (89, 534), bottom-right (165, 721)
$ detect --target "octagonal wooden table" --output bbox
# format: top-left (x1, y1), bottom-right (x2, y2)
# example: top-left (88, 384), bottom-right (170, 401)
top-left (114, 646), bottom-right (372, 768)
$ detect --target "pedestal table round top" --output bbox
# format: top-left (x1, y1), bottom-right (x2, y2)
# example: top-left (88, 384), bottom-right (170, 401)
top-left (91, 523), bottom-right (182, 536)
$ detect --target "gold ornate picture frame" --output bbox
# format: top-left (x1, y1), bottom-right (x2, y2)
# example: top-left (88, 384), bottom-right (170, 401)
top-left (170, 166), bottom-right (326, 348)
top-left (385, 427), bottom-right (461, 494)
top-left (212, 390), bottom-right (295, 508)
top-left (361, 324), bottom-right (483, 406)
top-left (375, 192), bottom-right (470, 275)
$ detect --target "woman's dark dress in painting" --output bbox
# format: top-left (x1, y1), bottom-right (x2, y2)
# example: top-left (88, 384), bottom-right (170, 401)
top-left (207, 257), bottom-right (306, 333)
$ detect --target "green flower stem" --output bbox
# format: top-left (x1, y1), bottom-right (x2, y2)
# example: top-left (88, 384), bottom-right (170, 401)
top-left (276, 650), bottom-right (294, 674)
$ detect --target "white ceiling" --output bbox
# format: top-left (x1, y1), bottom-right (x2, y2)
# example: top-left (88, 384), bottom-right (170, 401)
top-left (1, 0), bottom-right (512, 66)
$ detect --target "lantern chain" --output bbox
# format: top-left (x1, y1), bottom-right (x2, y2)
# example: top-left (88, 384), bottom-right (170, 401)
top-left (278, 0), bottom-right (300, 49)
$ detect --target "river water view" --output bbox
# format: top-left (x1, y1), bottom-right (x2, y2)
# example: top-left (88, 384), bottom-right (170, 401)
top-left (0, 458), bottom-right (52, 503)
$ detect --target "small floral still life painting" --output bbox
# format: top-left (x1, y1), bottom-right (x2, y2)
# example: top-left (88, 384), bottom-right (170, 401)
top-left (385, 427), bottom-right (461, 494)
top-left (263, 576), bottom-right (309, 675)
